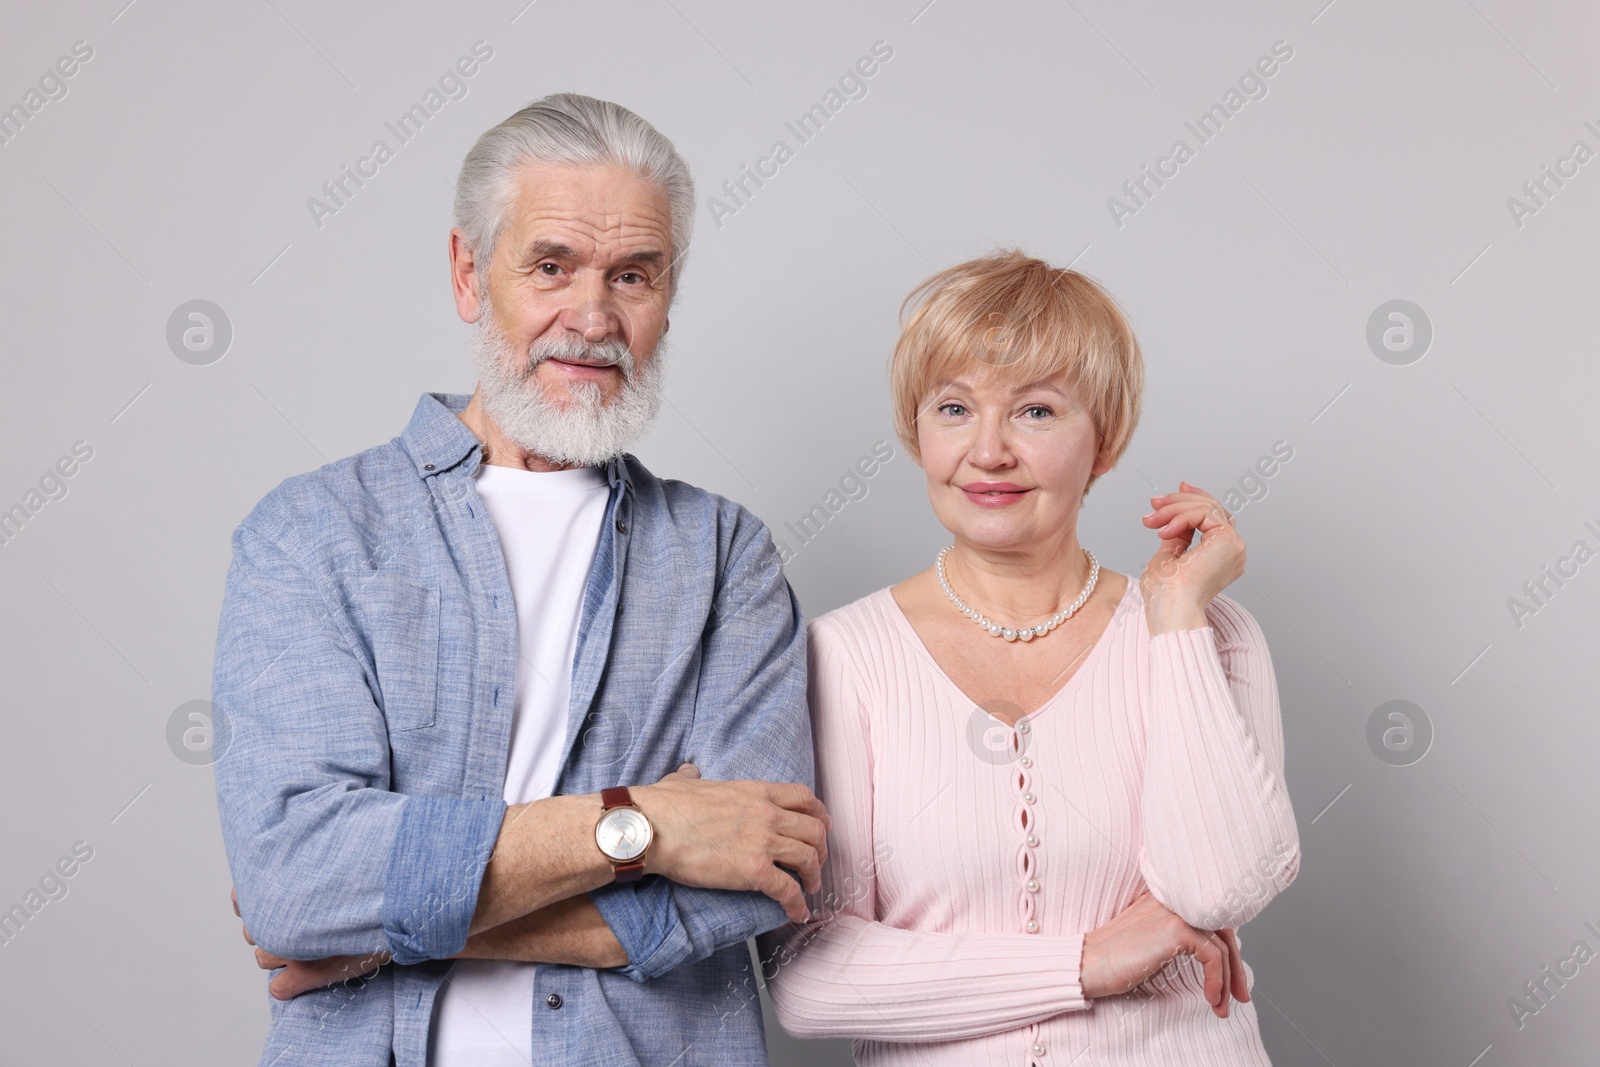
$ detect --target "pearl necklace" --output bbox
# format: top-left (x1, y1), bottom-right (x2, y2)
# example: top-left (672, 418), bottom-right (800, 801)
top-left (936, 545), bottom-right (1099, 642)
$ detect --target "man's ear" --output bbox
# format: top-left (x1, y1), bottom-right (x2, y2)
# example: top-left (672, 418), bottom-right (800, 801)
top-left (449, 227), bottom-right (486, 324)
top-left (662, 317), bottom-right (670, 335)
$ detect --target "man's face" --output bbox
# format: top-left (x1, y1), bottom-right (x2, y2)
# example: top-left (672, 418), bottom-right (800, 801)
top-left (470, 162), bottom-right (674, 409)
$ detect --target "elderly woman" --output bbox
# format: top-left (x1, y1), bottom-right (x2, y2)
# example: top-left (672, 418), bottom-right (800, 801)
top-left (760, 250), bottom-right (1300, 1065)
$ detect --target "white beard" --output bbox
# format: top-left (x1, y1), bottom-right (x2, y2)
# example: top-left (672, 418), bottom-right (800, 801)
top-left (467, 303), bottom-right (666, 468)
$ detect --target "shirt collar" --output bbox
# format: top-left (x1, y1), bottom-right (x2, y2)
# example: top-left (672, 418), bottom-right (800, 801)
top-left (399, 391), bottom-right (632, 490)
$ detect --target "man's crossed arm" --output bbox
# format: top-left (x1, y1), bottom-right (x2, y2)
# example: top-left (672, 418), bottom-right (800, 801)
top-left (236, 763), bottom-right (829, 999)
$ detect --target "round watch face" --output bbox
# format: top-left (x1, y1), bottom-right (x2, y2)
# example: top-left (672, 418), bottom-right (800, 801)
top-left (596, 807), bottom-right (652, 862)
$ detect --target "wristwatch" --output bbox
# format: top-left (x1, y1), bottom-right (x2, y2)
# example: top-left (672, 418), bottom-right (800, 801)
top-left (595, 786), bottom-right (654, 883)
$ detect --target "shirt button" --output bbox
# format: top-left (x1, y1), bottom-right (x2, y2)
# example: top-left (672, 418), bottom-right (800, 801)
top-left (546, 993), bottom-right (563, 1009)
top-left (423, 463), bottom-right (435, 471)
top-left (615, 517), bottom-right (628, 534)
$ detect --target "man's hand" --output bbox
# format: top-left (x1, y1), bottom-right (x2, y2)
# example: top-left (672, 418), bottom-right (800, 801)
top-left (1081, 890), bottom-right (1251, 1018)
top-left (253, 948), bottom-right (391, 1001)
top-left (632, 763), bottom-right (831, 924)
top-left (233, 887), bottom-right (391, 1000)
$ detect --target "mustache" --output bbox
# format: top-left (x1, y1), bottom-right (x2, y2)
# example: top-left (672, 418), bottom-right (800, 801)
top-left (522, 335), bottom-right (636, 380)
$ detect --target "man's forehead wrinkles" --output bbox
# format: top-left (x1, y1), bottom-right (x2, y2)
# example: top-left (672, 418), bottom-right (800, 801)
top-left (520, 212), bottom-right (669, 253)
top-left (524, 205), bottom-right (670, 231)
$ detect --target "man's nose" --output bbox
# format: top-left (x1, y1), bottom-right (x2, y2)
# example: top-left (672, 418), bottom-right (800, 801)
top-left (561, 287), bottom-right (622, 344)
top-left (576, 306), bottom-right (614, 343)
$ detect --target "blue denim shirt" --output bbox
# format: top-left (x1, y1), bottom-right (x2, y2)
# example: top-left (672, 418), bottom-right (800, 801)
top-left (212, 392), bottom-right (812, 1067)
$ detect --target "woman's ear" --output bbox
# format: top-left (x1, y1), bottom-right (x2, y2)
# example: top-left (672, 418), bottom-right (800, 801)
top-left (1090, 442), bottom-right (1117, 478)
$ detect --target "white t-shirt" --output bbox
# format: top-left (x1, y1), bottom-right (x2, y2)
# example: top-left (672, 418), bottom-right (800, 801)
top-left (427, 461), bottom-right (610, 1067)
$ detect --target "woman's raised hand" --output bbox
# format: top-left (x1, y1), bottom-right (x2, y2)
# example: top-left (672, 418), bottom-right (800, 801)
top-left (1139, 481), bottom-right (1246, 633)
top-left (1080, 889), bottom-right (1250, 1018)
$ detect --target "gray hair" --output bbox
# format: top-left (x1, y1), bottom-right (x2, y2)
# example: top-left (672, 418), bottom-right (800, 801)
top-left (453, 92), bottom-right (695, 300)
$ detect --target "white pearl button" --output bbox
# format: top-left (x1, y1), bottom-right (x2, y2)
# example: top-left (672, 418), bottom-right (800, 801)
top-left (1019, 722), bottom-right (1031, 734)
top-left (1033, 1042), bottom-right (1045, 1055)
top-left (1019, 756), bottom-right (1032, 768)
top-left (1023, 791), bottom-right (1035, 804)
top-left (1026, 919), bottom-right (1039, 932)
top-left (1026, 834), bottom-right (1038, 847)
top-left (1026, 879), bottom-right (1039, 892)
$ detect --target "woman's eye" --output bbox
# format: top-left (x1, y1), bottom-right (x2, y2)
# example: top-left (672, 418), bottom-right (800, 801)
top-left (937, 403), bottom-right (967, 417)
top-left (1022, 405), bottom-right (1053, 419)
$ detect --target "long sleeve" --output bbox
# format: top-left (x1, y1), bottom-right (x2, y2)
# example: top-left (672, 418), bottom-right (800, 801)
top-left (760, 616), bottom-right (1089, 1044)
top-left (212, 520), bottom-right (506, 965)
top-left (1138, 593), bottom-right (1300, 930)
top-left (589, 512), bottom-right (813, 981)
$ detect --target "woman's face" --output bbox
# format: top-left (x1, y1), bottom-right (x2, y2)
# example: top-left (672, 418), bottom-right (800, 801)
top-left (916, 362), bottom-right (1111, 554)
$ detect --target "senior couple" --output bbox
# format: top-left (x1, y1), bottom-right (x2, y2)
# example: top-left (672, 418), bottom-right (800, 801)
top-left (213, 93), bottom-right (1300, 1066)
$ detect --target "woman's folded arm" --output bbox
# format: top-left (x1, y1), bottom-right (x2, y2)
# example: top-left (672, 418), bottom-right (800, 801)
top-left (760, 914), bottom-right (1086, 1042)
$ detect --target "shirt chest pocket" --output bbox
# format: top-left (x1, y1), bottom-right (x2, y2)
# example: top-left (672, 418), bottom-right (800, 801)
top-left (361, 575), bottom-right (441, 732)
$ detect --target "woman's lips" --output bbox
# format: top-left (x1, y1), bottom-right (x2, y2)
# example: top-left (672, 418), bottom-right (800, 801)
top-left (960, 485), bottom-right (1031, 507)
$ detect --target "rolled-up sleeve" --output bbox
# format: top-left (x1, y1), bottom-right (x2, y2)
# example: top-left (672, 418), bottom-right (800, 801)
top-left (212, 518), bottom-right (506, 965)
top-left (589, 510), bottom-right (811, 981)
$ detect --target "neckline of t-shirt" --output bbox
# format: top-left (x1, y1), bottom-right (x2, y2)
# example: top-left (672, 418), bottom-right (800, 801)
top-left (474, 462), bottom-right (607, 496)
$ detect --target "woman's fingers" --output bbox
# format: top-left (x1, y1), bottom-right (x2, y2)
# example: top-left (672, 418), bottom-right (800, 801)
top-left (1188, 927), bottom-right (1229, 1018)
top-left (1145, 500), bottom-right (1226, 540)
top-left (1220, 928), bottom-right (1250, 1003)
top-left (1212, 930), bottom-right (1231, 1017)
top-left (1147, 484), bottom-right (1234, 535)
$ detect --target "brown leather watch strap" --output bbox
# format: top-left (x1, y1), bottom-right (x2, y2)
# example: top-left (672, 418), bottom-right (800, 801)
top-left (600, 786), bottom-right (646, 882)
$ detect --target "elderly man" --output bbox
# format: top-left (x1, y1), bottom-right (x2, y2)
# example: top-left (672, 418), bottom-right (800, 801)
top-left (212, 93), bottom-right (827, 1067)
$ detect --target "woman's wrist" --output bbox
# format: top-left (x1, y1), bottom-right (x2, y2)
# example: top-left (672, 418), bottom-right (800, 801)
top-left (1145, 602), bottom-right (1209, 636)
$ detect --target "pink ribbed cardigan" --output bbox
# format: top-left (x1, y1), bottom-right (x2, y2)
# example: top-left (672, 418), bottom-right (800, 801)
top-left (762, 578), bottom-right (1300, 1066)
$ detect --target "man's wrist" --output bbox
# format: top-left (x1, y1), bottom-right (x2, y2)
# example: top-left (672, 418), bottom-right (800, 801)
top-left (625, 784), bottom-right (665, 876)
top-left (472, 794), bottom-right (618, 936)
top-left (595, 785), bottom-right (657, 882)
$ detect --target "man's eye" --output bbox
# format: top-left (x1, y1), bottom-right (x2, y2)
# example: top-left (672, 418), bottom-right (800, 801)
top-left (537, 262), bottom-right (561, 276)
top-left (617, 271), bottom-right (644, 285)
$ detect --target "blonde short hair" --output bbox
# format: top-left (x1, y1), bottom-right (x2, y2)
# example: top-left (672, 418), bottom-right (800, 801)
top-left (889, 249), bottom-right (1144, 496)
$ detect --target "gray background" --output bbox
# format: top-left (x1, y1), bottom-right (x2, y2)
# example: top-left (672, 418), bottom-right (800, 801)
top-left (1, 0), bottom-right (1595, 1064)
